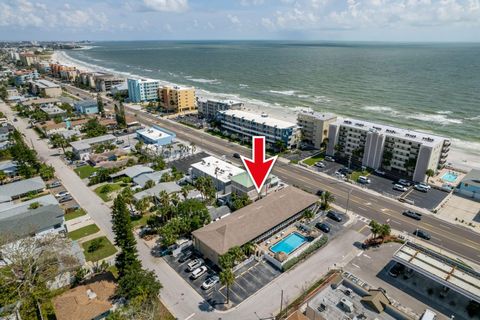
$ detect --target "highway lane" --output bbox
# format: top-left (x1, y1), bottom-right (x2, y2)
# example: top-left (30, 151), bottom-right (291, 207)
top-left (59, 82), bottom-right (480, 264)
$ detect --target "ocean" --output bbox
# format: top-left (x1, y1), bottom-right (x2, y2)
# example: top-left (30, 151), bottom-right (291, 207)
top-left (63, 41), bottom-right (480, 158)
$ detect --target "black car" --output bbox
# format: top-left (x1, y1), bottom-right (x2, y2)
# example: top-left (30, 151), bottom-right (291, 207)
top-left (315, 222), bottom-right (331, 233)
top-left (316, 189), bottom-right (324, 196)
top-left (178, 250), bottom-right (193, 263)
top-left (338, 168), bottom-right (352, 175)
top-left (233, 153), bottom-right (240, 159)
top-left (389, 263), bottom-right (405, 277)
top-left (413, 229), bottom-right (431, 240)
top-left (402, 210), bottom-right (422, 221)
top-left (327, 210), bottom-right (343, 222)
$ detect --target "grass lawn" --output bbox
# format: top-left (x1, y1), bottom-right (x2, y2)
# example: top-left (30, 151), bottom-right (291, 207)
top-left (131, 213), bottom-right (151, 228)
top-left (68, 224), bottom-right (100, 240)
top-left (303, 153), bottom-right (325, 166)
top-left (74, 165), bottom-right (98, 179)
top-left (350, 170), bottom-right (370, 182)
top-left (94, 183), bottom-right (122, 202)
top-left (81, 236), bottom-right (117, 262)
top-left (65, 208), bottom-right (87, 221)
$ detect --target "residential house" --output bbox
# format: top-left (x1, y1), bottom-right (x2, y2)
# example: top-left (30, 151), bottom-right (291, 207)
top-left (190, 156), bottom-right (245, 194)
top-left (70, 134), bottom-right (117, 160)
top-left (0, 160), bottom-right (18, 177)
top-left (136, 125), bottom-right (175, 146)
top-left (74, 100), bottom-right (99, 115)
top-left (0, 176), bottom-right (46, 203)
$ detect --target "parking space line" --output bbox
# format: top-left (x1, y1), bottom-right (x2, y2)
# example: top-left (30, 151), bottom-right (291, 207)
top-left (363, 254), bottom-right (372, 259)
top-left (184, 313), bottom-right (196, 320)
top-left (352, 263), bottom-right (360, 268)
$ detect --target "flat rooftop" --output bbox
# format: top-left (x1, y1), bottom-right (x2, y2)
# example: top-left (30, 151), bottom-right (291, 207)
top-left (299, 111), bottom-right (337, 121)
top-left (70, 134), bottom-right (116, 150)
top-left (137, 126), bottom-right (173, 141)
top-left (198, 98), bottom-right (243, 106)
top-left (191, 156), bottom-right (245, 184)
top-left (33, 79), bottom-right (60, 88)
top-left (336, 118), bottom-right (448, 146)
top-left (219, 109), bottom-right (296, 129)
top-left (393, 242), bottom-right (480, 303)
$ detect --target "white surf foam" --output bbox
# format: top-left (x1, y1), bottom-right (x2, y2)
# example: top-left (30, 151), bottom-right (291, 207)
top-left (268, 90), bottom-right (296, 96)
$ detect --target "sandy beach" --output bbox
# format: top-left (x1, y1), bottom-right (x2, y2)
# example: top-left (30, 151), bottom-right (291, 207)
top-left (50, 51), bottom-right (480, 172)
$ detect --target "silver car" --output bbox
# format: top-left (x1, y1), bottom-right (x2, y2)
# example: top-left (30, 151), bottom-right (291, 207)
top-left (201, 275), bottom-right (219, 290)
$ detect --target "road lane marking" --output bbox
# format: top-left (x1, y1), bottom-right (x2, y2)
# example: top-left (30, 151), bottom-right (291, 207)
top-left (357, 251), bottom-right (364, 257)
top-left (184, 313), bottom-right (196, 320)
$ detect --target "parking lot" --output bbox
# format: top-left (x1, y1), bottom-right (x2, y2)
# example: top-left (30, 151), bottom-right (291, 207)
top-left (47, 181), bottom-right (79, 210)
top-left (164, 250), bottom-right (281, 309)
top-left (169, 151), bottom-right (209, 173)
top-left (403, 188), bottom-right (449, 210)
top-left (308, 210), bottom-right (349, 239)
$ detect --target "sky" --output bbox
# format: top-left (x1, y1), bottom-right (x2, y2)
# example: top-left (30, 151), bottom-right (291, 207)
top-left (1, 0), bottom-right (480, 42)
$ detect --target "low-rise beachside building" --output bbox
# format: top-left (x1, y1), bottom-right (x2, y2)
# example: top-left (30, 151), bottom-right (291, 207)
top-left (14, 69), bottom-right (39, 85)
top-left (39, 104), bottom-right (68, 118)
top-left (110, 82), bottom-right (128, 96)
top-left (190, 156), bottom-right (245, 194)
top-left (192, 186), bottom-right (318, 266)
top-left (0, 123), bottom-right (15, 142)
top-left (132, 168), bottom-right (171, 188)
top-left (53, 273), bottom-right (117, 320)
top-left (110, 165), bottom-right (154, 180)
top-left (158, 85), bottom-right (196, 113)
top-left (0, 160), bottom-right (18, 177)
top-left (94, 74), bottom-right (124, 92)
top-left (0, 194), bottom-right (64, 239)
top-left (327, 118), bottom-right (451, 182)
top-left (297, 111), bottom-right (337, 149)
top-left (217, 109), bottom-right (299, 149)
top-left (0, 176), bottom-right (46, 203)
top-left (74, 99), bottom-right (99, 115)
top-left (28, 79), bottom-right (62, 98)
top-left (70, 134), bottom-right (117, 160)
top-left (136, 125), bottom-right (175, 146)
top-left (127, 78), bottom-right (160, 102)
top-left (198, 98), bottom-right (243, 120)
top-left (230, 172), bottom-right (280, 201)
top-left (455, 169), bottom-right (480, 201)
top-left (134, 181), bottom-right (182, 201)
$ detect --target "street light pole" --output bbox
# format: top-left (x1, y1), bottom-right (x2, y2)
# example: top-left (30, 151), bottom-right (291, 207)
top-left (345, 189), bottom-right (353, 215)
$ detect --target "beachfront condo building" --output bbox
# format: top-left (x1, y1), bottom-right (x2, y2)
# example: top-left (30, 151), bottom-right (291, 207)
top-left (19, 52), bottom-right (38, 66)
top-left (158, 85), bottom-right (196, 112)
top-left (127, 78), bottom-right (160, 103)
top-left (217, 109), bottom-right (299, 149)
top-left (326, 118), bottom-right (451, 182)
top-left (297, 111), bottom-right (337, 149)
top-left (94, 74), bottom-right (124, 92)
top-left (198, 98), bottom-right (244, 120)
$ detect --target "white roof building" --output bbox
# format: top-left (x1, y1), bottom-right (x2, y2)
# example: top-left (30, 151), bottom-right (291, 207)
top-left (191, 156), bottom-right (245, 184)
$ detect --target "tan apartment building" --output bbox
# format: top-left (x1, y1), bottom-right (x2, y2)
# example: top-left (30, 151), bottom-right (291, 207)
top-left (297, 111), bottom-right (337, 149)
top-left (159, 85), bottom-right (196, 113)
top-left (326, 118), bottom-right (450, 182)
top-left (28, 79), bottom-right (62, 98)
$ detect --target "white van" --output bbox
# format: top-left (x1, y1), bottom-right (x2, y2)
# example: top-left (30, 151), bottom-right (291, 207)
top-left (358, 176), bottom-right (371, 184)
top-left (191, 266), bottom-right (207, 279)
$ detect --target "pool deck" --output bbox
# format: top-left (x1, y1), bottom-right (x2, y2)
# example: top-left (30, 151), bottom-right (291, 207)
top-left (430, 168), bottom-right (466, 189)
top-left (257, 225), bottom-right (309, 258)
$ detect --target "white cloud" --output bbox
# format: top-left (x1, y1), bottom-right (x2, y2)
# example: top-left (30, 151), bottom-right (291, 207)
top-left (143, 0), bottom-right (188, 12)
top-left (240, 0), bottom-right (265, 6)
top-left (227, 14), bottom-right (242, 26)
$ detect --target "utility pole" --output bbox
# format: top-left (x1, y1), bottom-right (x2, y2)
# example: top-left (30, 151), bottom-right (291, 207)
top-left (345, 189), bottom-right (353, 215)
top-left (279, 289), bottom-right (284, 320)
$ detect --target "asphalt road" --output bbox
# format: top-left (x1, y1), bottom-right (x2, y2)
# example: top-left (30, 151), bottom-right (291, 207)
top-left (57, 81), bottom-right (480, 265)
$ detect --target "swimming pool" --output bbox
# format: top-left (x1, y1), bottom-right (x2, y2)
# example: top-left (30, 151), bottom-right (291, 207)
top-left (270, 232), bottom-right (307, 255)
top-left (441, 171), bottom-right (459, 183)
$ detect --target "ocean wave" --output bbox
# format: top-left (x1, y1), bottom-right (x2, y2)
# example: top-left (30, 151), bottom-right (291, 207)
top-left (144, 69), bottom-right (153, 72)
top-left (268, 90), bottom-right (296, 96)
top-left (362, 106), bottom-right (397, 113)
top-left (436, 110), bottom-right (452, 114)
top-left (313, 95), bottom-right (332, 103)
top-left (72, 46), bottom-right (97, 50)
top-left (466, 115), bottom-right (480, 121)
top-left (187, 78), bottom-right (221, 84)
top-left (406, 113), bottom-right (463, 125)
top-left (239, 84), bottom-right (249, 88)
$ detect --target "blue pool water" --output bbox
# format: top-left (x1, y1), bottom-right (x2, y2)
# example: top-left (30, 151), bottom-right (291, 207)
top-left (270, 232), bottom-right (307, 255)
top-left (442, 172), bottom-right (459, 183)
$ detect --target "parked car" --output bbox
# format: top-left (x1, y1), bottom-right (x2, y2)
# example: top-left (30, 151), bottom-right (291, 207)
top-left (315, 162), bottom-right (326, 168)
top-left (191, 266), bottom-right (208, 279)
top-left (233, 153), bottom-right (240, 159)
top-left (403, 210), bottom-right (422, 220)
top-left (414, 184), bottom-right (429, 192)
top-left (398, 179), bottom-right (412, 187)
top-left (178, 250), bottom-right (193, 263)
top-left (55, 191), bottom-right (70, 198)
top-left (76, 161), bottom-right (88, 167)
top-left (389, 263), bottom-right (405, 277)
top-left (47, 181), bottom-right (62, 189)
top-left (338, 167), bottom-right (353, 175)
top-left (358, 176), bottom-right (371, 184)
top-left (201, 275), bottom-right (219, 289)
top-left (58, 195), bottom-right (73, 203)
top-left (315, 222), bottom-right (331, 233)
top-left (417, 182), bottom-right (431, 190)
top-left (374, 169), bottom-right (386, 175)
top-left (316, 189), bottom-right (324, 196)
top-left (327, 210), bottom-right (343, 222)
top-left (13, 118), bottom-right (18, 122)
top-left (325, 156), bottom-right (335, 162)
top-left (413, 229), bottom-right (431, 240)
top-left (187, 259), bottom-right (204, 272)
top-left (334, 171), bottom-right (345, 179)
top-left (393, 184), bottom-right (408, 192)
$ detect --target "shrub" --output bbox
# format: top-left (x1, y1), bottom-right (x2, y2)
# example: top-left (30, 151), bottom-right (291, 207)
top-left (88, 238), bottom-right (104, 253)
top-left (283, 236), bottom-right (328, 271)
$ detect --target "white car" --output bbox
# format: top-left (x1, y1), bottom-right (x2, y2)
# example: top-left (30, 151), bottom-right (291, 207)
top-left (417, 182), bottom-right (431, 190)
top-left (414, 184), bottom-right (429, 192)
top-left (191, 266), bottom-right (208, 279)
top-left (55, 191), bottom-right (70, 198)
top-left (315, 162), bottom-right (326, 168)
top-left (374, 169), bottom-right (386, 175)
top-left (335, 171), bottom-right (345, 178)
top-left (201, 275), bottom-right (219, 290)
top-left (187, 258), bottom-right (204, 272)
top-left (393, 184), bottom-right (408, 192)
top-left (358, 176), bottom-right (371, 184)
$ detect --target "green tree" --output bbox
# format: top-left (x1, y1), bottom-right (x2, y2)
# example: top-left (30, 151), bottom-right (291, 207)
top-left (117, 268), bottom-right (162, 302)
top-left (230, 192), bottom-right (252, 211)
top-left (97, 93), bottom-right (105, 117)
top-left (195, 176), bottom-right (216, 204)
top-left (50, 133), bottom-right (69, 153)
top-left (115, 103), bottom-right (127, 128)
top-left (303, 209), bottom-right (315, 221)
top-left (82, 118), bottom-right (107, 138)
top-left (242, 242), bottom-right (255, 257)
top-left (379, 223), bottom-right (391, 241)
top-left (39, 164), bottom-right (55, 180)
top-left (425, 169), bottom-right (435, 183)
top-left (369, 220), bottom-right (381, 239)
top-left (220, 268), bottom-right (235, 305)
top-left (134, 197), bottom-right (150, 214)
top-left (321, 191), bottom-right (335, 210)
top-left (0, 170), bottom-right (7, 184)
top-left (28, 202), bottom-right (41, 209)
top-left (152, 156), bottom-right (166, 170)
top-left (143, 179), bottom-right (155, 190)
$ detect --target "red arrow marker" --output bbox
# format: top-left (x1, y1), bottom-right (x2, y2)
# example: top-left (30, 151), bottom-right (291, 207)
top-left (241, 136), bottom-right (278, 193)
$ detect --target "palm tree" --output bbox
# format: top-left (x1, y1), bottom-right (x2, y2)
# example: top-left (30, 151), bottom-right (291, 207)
top-left (303, 209), bottom-right (315, 221)
top-left (242, 242), bottom-right (255, 257)
top-left (0, 170), bottom-right (7, 185)
top-left (121, 187), bottom-right (135, 211)
top-left (177, 143), bottom-right (185, 158)
top-left (379, 223), bottom-right (391, 242)
top-left (190, 142), bottom-right (196, 155)
top-left (425, 169), bottom-right (435, 183)
top-left (369, 220), bottom-right (381, 239)
top-left (50, 134), bottom-right (68, 154)
top-left (181, 185), bottom-right (192, 199)
top-left (322, 191), bottom-right (335, 209)
top-left (134, 197), bottom-right (150, 214)
top-left (220, 268), bottom-right (235, 305)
